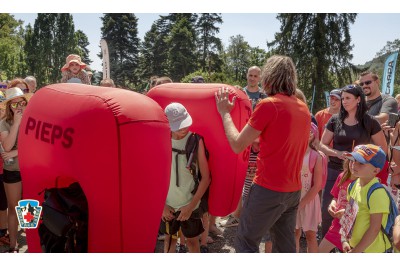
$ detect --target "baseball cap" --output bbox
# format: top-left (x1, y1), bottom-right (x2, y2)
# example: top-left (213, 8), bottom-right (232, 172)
top-left (344, 144), bottom-right (386, 169)
top-left (164, 103), bottom-right (193, 132)
top-left (191, 76), bottom-right (205, 83)
top-left (329, 89), bottom-right (342, 100)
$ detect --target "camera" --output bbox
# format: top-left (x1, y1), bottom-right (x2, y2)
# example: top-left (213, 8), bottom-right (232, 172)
top-left (388, 112), bottom-right (400, 128)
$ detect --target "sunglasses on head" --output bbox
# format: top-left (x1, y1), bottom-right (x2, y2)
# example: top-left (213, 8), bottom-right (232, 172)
top-left (359, 80), bottom-right (373, 87)
top-left (10, 100), bottom-right (27, 109)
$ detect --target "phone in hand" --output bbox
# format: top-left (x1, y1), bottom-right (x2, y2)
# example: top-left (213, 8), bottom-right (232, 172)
top-left (388, 112), bottom-right (400, 128)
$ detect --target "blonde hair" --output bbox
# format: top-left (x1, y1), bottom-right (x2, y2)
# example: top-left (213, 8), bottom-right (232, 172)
top-left (155, 76), bottom-right (172, 86)
top-left (395, 94), bottom-right (400, 101)
top-left (100, 78), bottom-right (115, 88)
top-left (338, 159), bottom-right (352, 186)
top-left (261, 55), bottom-right (297, 96)
top-left (295, 88), bottom-right (307, 104)
top-left (8, 78), bottom-right (28, 90)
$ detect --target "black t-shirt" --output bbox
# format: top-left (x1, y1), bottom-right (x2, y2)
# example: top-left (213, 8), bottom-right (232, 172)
top-left (325, 114), bottom-right (381, 170)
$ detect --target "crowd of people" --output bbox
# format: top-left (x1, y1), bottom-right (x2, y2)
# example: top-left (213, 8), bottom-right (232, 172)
top-left (1, 53), bottom-right (400, 253)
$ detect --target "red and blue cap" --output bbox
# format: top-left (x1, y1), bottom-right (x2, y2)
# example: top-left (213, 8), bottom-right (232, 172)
top-left (344, 144), bottom-right (386, 169)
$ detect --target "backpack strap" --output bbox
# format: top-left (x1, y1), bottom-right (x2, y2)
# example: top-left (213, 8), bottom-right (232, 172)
top-left (366, 182), bottom-right (395, 244)
top-left (172, 148), bottom-right (186, 187)
top-left (347, 180), bottom-right (357, 196)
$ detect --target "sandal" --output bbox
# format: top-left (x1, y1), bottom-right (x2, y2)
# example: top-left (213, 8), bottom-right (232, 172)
top-left (220, 215), bottom-right (239, 228)
top-left (209, 224), bottom-right (223, 236)
top-left (6, 247), bottom-right (19, 253)
top-left (200, 245), bottom-right (209, 253)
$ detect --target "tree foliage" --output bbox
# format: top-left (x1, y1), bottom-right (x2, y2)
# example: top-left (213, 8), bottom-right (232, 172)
top-left (268, 13), bottom-right (358, 111)
top-left (0, 14), bottom-right (24, 80)
top-left (100, 13), bottom-right (140, 88)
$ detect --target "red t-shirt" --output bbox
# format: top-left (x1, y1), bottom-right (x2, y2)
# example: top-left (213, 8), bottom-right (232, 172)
top-left (248, 93), bottom-right (311, 192)
top-left (315, 108), bottom-right (332, 138)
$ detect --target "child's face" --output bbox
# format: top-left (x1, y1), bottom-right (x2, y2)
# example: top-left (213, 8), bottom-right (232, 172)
top-left (172, 127), bottom-right (189, 139)
top-left (350, 160), bottom-right (378, 178)
top-left (68, 62), bottom-right (81, 74)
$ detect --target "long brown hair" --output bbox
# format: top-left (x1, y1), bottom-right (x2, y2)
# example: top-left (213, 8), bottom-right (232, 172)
top-left (261, 55), bottom-right (297, 96)
top-left (338, 159), bottom-right (352, 186)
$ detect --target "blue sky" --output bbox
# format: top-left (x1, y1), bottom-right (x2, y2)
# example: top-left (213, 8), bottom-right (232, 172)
top-left (11, 13), bottom-right (400, 72)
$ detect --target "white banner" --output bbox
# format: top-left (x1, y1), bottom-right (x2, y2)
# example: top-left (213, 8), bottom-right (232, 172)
top-left (100, 39), bottom-right (110, 80)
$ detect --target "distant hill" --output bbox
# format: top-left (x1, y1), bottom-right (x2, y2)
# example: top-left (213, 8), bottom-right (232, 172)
top-left (355, 52), bottom-right (400, 96)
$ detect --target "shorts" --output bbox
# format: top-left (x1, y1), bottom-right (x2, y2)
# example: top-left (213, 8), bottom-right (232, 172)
top-left (159, 209), bottom-right (204, 238)
top-left (0, 174), bottom-right (7, 210)
top-left (3, 170), bottom-right (21, 184)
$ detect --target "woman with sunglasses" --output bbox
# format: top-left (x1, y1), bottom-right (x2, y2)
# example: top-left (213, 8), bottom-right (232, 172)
top-left (8, 78), bottom-right (30, 95)
top-left (0, 87), bottom-right (32, 252)
top-left (318, 84), bottom-right (387, 242)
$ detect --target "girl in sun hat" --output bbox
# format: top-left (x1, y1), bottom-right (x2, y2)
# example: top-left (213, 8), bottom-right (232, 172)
top-left (0, 87), bottom-right (33, 252)
top-left (60, 54), bottom-right (90, 85)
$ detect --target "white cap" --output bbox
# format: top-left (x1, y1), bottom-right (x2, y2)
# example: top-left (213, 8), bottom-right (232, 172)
top-left (164, 103), bottom-right (193, 132)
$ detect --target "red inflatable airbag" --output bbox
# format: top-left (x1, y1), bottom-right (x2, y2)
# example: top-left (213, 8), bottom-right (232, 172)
top-left (19, 84), bottom-right (171, 252)
top-left (147, 83), bottom-right (252, 216)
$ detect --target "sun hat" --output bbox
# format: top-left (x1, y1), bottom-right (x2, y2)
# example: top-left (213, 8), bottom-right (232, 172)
top-left (0, 87), bottom-right (33, 108)
top-left (164, 103), bottom-right (193, 132)
top-left (61, 54), bottom-right (87, 71)
top-left (344, 144), bottom-right (386, 170)
top-left (329, 89), bottom-right (342, 100)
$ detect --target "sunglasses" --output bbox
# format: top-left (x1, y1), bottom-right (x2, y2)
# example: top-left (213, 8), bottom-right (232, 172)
top-left (10, 100), bottom-right (27, 109)
top-left (21, 88), bottom-right (29, 94)
top-left (359, 80), bottom-right (373, 87)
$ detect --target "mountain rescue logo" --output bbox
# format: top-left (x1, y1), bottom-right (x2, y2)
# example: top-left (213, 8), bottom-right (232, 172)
top-left (15, 199), bottom-right (42, 229)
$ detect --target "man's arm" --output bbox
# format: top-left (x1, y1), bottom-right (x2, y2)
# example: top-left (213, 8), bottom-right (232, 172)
top-left (220, 113), bottom-right (261, 154)
top-left (215, 88), bottom-right (261, 154)
top-left (375, 97), bottom-right (398, 124)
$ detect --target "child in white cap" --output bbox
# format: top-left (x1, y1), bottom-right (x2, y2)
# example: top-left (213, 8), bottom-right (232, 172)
top-left (60, 54), bottom-right (90, 85)
top-left (160, 102), bottom-right (211, 253)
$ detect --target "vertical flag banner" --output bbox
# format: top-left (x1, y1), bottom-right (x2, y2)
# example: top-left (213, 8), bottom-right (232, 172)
top-left (381, 51), bottom-right (398, 96)
top-left (310, 85), bottom-right (316, 113)
top-left (324, 91), bottom-right (330, 108)
top-left (100, 39), bottom-right (110, 80)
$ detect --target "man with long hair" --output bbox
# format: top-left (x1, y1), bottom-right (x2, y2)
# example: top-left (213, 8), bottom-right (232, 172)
top-left (215, 55), bottom-right (311, 252)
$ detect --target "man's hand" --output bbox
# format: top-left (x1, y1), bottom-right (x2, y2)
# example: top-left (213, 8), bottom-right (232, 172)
top-left (215, 87), bottom-right (236, 116)
top-left (177, 203), bottom-right (195, 221)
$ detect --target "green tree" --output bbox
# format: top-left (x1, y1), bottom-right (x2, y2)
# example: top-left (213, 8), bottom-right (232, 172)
top-left (248, 46), bottom-right (269, 68)
top-left (74, 30), bottom-right (92, 64)
top-left (166, 15), bottom-right (197, 81)
top-left (52, 13), bottom-right (76, 82)
top-left (268, 13), bottom-right (357, 111)
top-left (0, 14), bottom-right (24, 80)
top-left (225, 34), bottom-right (251, 83)
top-left (374, 39), bottom-right (400, 96)
top-left (100, 13), bottom-right (140, 88)
top-left (196, 13), bottom-right (223, 73)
